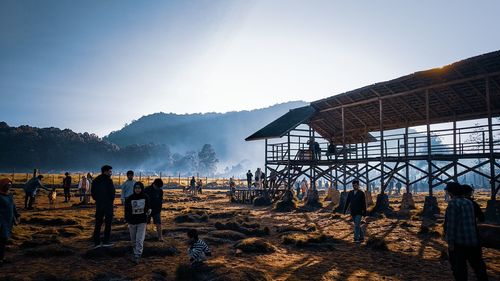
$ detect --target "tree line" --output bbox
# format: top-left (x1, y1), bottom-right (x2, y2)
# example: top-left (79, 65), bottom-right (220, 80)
top-left (0, 122), bottom-right (218, 175)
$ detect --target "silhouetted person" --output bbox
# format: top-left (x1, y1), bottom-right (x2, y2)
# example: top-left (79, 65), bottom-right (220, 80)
top-left (0, 179), bottom-right (20, 265)
top-left (246, 170), bottom-right (253, 189)
top-left (23, 175), bottom-right (48, 210)
top-left (462, 184), bottom-right (485, 223)
top-left (91, 165), bottom-right (116, 248)
top-left (145, 178), bottom-right (164, 241)
top-left (62, 172), bottom-right (72, 203)
top-left (343, 180), bottom-right (366, 243)
top-left (314, 141), bottom-right (321, 160)
top-left (326, 142), bottom-right (336, 159)
top-left (444, 182), bottom-right (488, 281)
top-left (190, 177), bottom-right (196, 195)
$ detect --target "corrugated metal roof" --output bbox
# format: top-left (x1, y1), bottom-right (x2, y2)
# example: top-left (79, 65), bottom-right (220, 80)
top-left (245, 105), bottom-right (316, 141)
top-left (246, 50), bottom-right (500, 144)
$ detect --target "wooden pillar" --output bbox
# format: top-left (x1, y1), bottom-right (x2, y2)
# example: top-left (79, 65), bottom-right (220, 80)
top-left (379, 99), bottom-right (385, 194)
top-left (342, 107), bottom-right (347, 192)
top-left (405, 126), bottom-right (410, 193)
top-left (486, 78), bottom-right (496, 200)
top-left (265, 138), bottom-right (268, 190)
top-left (365, 140), bottom-right (370, 192)
top-left (287, 133), bottom-right (291, 190)
top-left (426, 90), bottom-right (433, 196)
top-left (453, 120), bottom-right (458, 182)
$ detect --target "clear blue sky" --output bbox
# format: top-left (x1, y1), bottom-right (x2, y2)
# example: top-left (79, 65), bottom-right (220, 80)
top-left (1, 0), bottom-right (499, 136)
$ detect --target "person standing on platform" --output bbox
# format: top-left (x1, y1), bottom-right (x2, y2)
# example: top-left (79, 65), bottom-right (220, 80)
top-left (246, 170), bottom-right (253, 189)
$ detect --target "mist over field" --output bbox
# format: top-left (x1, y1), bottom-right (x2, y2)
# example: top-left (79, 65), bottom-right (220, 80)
top-left (0, 101), bottom-right (306, 176)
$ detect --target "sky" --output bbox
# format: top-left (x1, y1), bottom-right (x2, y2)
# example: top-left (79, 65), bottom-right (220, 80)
top-left (1, 0), bottom-right (500, 136)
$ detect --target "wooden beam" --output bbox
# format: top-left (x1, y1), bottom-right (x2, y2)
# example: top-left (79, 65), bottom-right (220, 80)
top-left (319, 71), bottom-right (500, 113)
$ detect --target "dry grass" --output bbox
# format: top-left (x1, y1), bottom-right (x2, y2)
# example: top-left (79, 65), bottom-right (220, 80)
top-left (0, 189), bottom-right (498, 281)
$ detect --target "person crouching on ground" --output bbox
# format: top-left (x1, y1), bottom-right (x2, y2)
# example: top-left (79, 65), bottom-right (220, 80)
top-left (125, 182), bottom-right (151, 264)
top-left (343, 179), bottom-right (367, 243)
top-left (145, 178), bottom-right (164, 241)
top-left (0, 179), bottom-right (20, 266)
top-left (444, 182), bottom-right (488, 281)
top-left (187, 229), bottom-right (211, 268)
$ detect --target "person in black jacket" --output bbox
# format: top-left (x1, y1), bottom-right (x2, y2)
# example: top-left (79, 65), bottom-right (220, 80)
top-left (125, 181), bottom-right (151, 264)
top-left (144, 178), bottom-right (164, 241)
top-left (91, 165), bottom-right (116, 248)
top-left (343, 180), bottom-right (367, 243)
top-left (462, 184), bottom-right (485, 223)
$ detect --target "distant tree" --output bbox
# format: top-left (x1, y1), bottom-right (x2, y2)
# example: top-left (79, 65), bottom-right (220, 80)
top-left (198, 144), bottom-right (218, 176)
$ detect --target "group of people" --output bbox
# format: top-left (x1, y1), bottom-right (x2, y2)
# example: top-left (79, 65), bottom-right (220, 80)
top-left (22, 172), bottom-right (94, 210)
top-left (92, 166), bottom-right (210, 265)
top-left (186, 176), bottom-right (203, 196)
top-left (0, 166), bottom-right (491, 277)
top-left (246, 168), bottom-right (264, 189)
top-left (339, 179), bottom-right (489, 280)
top-left (0, 165), bottom-right (211, 267)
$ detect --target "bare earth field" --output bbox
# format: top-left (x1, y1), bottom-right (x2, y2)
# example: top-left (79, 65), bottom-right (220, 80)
top-left (1, 189), bottom-right (499, 281)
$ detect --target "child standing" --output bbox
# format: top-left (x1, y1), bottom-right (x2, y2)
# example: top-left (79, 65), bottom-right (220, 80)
top-left (125, 182), bottom-right (151, 264)
top-left (187, 229), bottom-right (211, 267)
top-left (0, 179), bottom-right (20, 266)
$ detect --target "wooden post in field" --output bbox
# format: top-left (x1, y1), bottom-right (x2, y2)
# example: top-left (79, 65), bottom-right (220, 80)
top-left (26, 173), bottom-right (29, 182)
top-left (168, 176), bottom-right (171, 184)
top-left (33, 168), bottom-right (38, 178)
top-left (139, 172), bottom-right (142, 181)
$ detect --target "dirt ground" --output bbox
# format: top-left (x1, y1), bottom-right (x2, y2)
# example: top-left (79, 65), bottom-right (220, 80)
top-left (1, 188), bottom-right (499, 281)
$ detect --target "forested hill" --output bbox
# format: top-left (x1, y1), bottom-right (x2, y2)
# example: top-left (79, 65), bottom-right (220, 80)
top-left (105, 101), bottom-right (308, 168)
top-left (0, 101), bottom-right (307, 174)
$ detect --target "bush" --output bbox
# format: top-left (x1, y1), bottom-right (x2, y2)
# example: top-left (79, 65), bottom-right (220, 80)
top-left (233, 238), bottom-right (276, 254)
top-left (214, 221), bottom-right (269, 237)
top-left (209, 230), bottom-right (247, 241)
top-left (23, 217), bottom-right (79, 226)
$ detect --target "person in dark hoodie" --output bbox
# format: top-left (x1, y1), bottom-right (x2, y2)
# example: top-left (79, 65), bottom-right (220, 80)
top-left (91, 165), bottom-right (116, 248)
top-left (462, 184), bottom-right (485, 223)
top-left (144, 178), bottom-right (164, 241)
top-left (0, 179), bottom-right (20, 266)
top-left (125, 182), bottom-right (151, 264)
top-left (343, 179), bottom-right (367, 243)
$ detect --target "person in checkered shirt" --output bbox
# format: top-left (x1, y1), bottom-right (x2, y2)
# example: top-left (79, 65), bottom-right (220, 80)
top-left (444, 182), bottom-right (488, 281)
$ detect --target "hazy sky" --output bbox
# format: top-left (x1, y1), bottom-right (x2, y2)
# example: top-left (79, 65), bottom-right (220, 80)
top-left (1, 0), bottom-right (499, 136)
